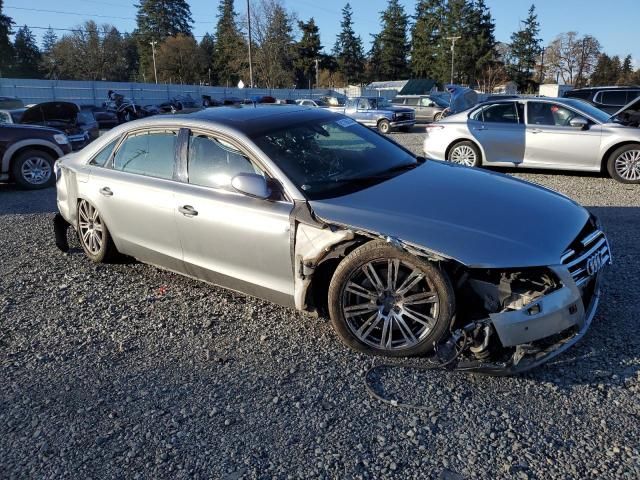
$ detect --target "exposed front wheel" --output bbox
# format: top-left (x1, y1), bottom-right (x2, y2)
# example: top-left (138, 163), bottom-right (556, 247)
top-left (607, 144), bottom-right (640, 183)
top-left (377, 119), bottom-right (391, 134)
top-left (328, 242), bottom-right (454, 357)
top-left (11, 149), bottom-right (55, 189)
top-left (433, 112), bottom-right (442, 122)
top-left (77, 199), bottom-right (117, 262)
top-left (447, 141), bottom-right (481, 167)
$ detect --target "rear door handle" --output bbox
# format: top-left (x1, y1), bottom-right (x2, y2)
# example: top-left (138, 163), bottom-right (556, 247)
top-left (99, 187), bottom-right (113, 196)
top-left (531, 129), bottom-right (543, 134)
top-left (178, 205), bottom-right (198, 217)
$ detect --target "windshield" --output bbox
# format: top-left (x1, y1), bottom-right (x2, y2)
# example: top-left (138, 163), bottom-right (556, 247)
top-left (563, 98), bottom-right (612, 123)
top-left (313, 100), bottom-right (327, 106)
top-left (251, 117), bottom-right (418, 200)
top-left (370, 98), bottom-right (392, 109)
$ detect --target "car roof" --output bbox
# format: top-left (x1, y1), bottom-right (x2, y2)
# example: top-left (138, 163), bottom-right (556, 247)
top-left (570, 85), bottom-right (640, 91)
top-left (133, 104), bottom-right (338, 136)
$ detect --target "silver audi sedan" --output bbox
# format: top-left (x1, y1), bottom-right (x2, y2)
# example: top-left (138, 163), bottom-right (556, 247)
top-left (54, 106), bottom-right (610, 373)
top-left (423, 97), bottom-right (640, 183)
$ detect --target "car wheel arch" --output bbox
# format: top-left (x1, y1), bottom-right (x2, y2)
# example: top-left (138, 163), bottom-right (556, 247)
top-left (6, 143), bottom-right (61, 178)
top-left (601, 141), bottom-right (640, 173)
top-left (445, 138), bottom-right (484, 165)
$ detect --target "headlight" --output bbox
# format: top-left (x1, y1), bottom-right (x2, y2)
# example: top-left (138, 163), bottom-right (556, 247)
top-left (53, 134), bottom-right (69, 145)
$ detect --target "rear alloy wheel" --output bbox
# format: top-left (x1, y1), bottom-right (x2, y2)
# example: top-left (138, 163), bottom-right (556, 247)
top-left (433, 112), bottom-right (442, 122)
top-left (448, 141), bottom-right (481, 167)
top-left (11, 149), bottom-right (55, 189)
top-left (608, 144), bottom-right (640, 183)
top-left (77, 199), bottom-right (117, 262)
top-left (378, 119), bottom-right (391, 134)
top-left (328, 242), bottom-right (454, 357)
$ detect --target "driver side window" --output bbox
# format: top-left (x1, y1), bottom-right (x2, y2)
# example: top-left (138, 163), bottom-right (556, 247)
top-left (187, 132), bottom-right (263, 190)
top-left (357, 99), bottom-right (369, 110)
top-left (527, 102), bottom-right (583, 127)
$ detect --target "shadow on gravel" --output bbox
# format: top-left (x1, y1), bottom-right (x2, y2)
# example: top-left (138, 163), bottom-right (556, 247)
top-left (0, 183), bottom-right (57, 215)
top-left (483, 166), bottom-right (606, 179)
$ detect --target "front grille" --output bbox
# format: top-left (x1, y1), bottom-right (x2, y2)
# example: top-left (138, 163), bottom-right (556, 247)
top-left (561, 229), bottom-right (611, 288)
top-left (396, 112), bottom-right (414, 121)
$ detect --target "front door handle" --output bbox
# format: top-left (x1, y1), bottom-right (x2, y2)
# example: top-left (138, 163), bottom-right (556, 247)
top-left (178, 205), bottom-right (198, 217)
top-left (99, 187), bottom-right (113, 196)
top-left (530, 128), bottom-right (543, 134)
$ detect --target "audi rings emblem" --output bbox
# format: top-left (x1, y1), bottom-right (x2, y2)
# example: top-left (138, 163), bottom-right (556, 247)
top-left (586, 253), bottom-right (605, 276)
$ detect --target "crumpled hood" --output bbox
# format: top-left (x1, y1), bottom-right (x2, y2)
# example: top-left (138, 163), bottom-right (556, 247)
top-left (309, 161), bottom-right (590, 268)
top-left (21, 101), bottom-right (80, 126)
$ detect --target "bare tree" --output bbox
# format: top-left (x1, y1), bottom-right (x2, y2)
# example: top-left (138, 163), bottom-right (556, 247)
top-left (545, 32), bottom-right (601, 86)
top-left (477, 62), bottom-right (508, 93)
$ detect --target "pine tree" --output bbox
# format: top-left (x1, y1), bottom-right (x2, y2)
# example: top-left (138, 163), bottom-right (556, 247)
top-left (377, 0), bottom-right (409, 80)
top-left (465, 0), bottom-right (496, 84)
top-left (410, 0), bottom-right (443, 79)
top-left (366, 33), bottom-right (383, 82)
top-left (12, 25), bottom-right (41, 78)
top-left (0, 0), bottom-right (14, 76)
top-left (294, 18), bottom-right (322, 88)
top-left (199, 33), bottom-right (216, 85)
top-left (135, 0), bottom-right (193, 80)
top-left (41, 27), bottom-right (57, 55)
top-left (333, 3), bottom-right (365, 85)
top-left (40, 27), bottom-right (58, 79)
top-left (619, 54), bottom-right (633, 85)
top-left (214, 0), bottom-right (245, 86)
top-left (508, 4), bottom-right (541, 91)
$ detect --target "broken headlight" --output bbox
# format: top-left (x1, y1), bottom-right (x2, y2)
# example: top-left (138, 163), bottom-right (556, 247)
top-left (465, 268), bottom-right (561, 314)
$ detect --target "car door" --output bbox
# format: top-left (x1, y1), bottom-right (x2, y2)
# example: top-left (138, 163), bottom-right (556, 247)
top-left (356, 98), bottom-right (373, 125)
top-left (523, 101), bottom-right (602, 169)
top-left (87, 128), bottom-right (186, 273)
top-left (468, 102), bottom-right (526, 165)
top-left (173, 129), bottom-right (295, 306)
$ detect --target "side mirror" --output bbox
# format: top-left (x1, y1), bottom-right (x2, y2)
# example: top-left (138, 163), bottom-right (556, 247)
top-left (569, 117), bottom-right (588, 129)
top-left (231, 173), bottom-right (271, 200)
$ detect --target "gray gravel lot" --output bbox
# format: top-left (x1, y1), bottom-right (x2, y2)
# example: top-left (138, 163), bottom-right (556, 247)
top-left (1, 132), bottom-right (639, 479)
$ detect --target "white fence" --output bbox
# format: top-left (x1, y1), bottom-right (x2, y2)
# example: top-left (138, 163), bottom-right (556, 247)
top-left (0, 78), bottom-right (340, 106)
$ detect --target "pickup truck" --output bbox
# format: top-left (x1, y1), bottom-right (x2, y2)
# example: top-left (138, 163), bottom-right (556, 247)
top-left (343, 97), bottom-right (415, 133)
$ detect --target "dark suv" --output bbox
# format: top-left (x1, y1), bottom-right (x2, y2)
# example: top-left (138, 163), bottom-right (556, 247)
top-left (1, 124), bottom-right (72, 189)
top-left (564, 86), bottom-right (640, 114)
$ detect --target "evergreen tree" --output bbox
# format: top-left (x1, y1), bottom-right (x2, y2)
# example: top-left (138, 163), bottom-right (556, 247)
top-left (294, 18), bottom-right (322, 88)
top-left (333, 3), bottom-right (365, 85)
top-left (0, 0), bottom-right (14, 76)
top-left (135, 0), bottom-right (193, 80)
top-left (366, 33), bottom-right (383, 82)
top-left (508, 4), bottom-right (541, 91)
top-left (122, 33), bottom-right (140, 81)
top-left (619, 54), bottom-right (633, 85)
top-left (377, 0), bottom-right (409, 80)
top-left (12, 25), bottom-right (41, 78)
top-left (463, 0), bottom-right (496, 84)
top-left (214, 0), bottom-right (245, 86)
top-left (410, 0), bottom-right (443, 79)
top-left (40, 27), bottom-right (58, 79)
top-left (199, 33), bottom-right (216, 85)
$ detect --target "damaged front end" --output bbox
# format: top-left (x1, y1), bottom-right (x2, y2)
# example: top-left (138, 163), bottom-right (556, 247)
top-left (438, 228), bottom-right (611, 375)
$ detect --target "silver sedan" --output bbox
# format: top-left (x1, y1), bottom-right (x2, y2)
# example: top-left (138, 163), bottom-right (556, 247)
top-left (423, 97), bottom-right (640, 183)
top-left (54, 106), bottom-right (610, 373)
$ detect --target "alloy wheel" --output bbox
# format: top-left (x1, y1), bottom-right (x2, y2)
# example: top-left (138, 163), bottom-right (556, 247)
top-left (449, 145), bottom-right (477, 166)
top-left (614, 149), bottom-right (640, 181)
top-left (78, 200), bottom-right (104, 255)
top-left (20, 156), bottom-right (52, 185)
top-left (341, 258), bottom-right (440, 351)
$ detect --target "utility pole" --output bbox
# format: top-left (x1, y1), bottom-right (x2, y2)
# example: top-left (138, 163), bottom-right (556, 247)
top-left (539, 47), bottom-right (545, 84)
top-left (315, 58), bottom-right (319, 90)
top-left (247, 0), bottom-right (254, 88)
top-left (149, 41), bottom-right (158, 84)
top-left (446, 36), bottom-right (461, 85)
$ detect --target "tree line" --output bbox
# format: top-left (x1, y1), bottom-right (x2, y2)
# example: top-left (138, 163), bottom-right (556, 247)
top-left (0, 0), bottom-right (639, 92)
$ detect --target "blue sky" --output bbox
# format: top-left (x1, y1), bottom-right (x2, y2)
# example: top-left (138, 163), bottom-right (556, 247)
top-left (5, 0), bottom-right (639, 63)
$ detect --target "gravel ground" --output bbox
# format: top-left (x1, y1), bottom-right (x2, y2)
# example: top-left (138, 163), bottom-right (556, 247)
top-left (1, 134), bottom-right (639, 479)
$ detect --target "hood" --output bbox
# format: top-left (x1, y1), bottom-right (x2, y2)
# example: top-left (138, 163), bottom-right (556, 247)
top-left (612, 96), bottom-right (640, 126)
top-left (309, 161), bottom-right (590, 269)
top-left (385, 106), bottom-right (414, 113)
top-left (21, 101), bottom-right (80, 125)
top-left (446, 85), bottom-right (478, 113)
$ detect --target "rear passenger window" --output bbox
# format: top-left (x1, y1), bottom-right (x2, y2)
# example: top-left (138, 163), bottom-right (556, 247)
top-left (89, 139), bottom-right (118, 166)
top-left (113, 130), bottom-right (177, 179)
top-left (599, 91), bottom-right (627, 106)
top-left (187, 133), bottom-right (262, 189)
top-left (405, 98), bottom-right (419, 106)
top-left (472, 103), bottom-right (520, 123)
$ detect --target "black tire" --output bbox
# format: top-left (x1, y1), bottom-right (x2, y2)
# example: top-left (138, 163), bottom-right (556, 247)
top-left (11, 149), bottom-right (56, 190)
top-left (606, 144), bottom-right (640, 184)
top-left (447, 140), bottom-right (481, 167)
top-left (377, 119), bottom-right (391, 134)
top-left (433, 112), bottom-right (442, 122)
top-left (76, 199), bottom-right (118, 263)
top-left (328, 241), bottom-right (455, 357)
top-left (398, 126), bottom-right (412, 133)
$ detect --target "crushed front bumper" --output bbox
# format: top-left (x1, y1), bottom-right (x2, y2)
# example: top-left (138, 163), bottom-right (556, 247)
top-left (456, 230), bottom-right (611, 375)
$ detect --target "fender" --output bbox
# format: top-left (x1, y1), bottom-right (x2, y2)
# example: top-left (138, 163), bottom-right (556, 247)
top-left (2, 139), bottom-right (64, 173)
